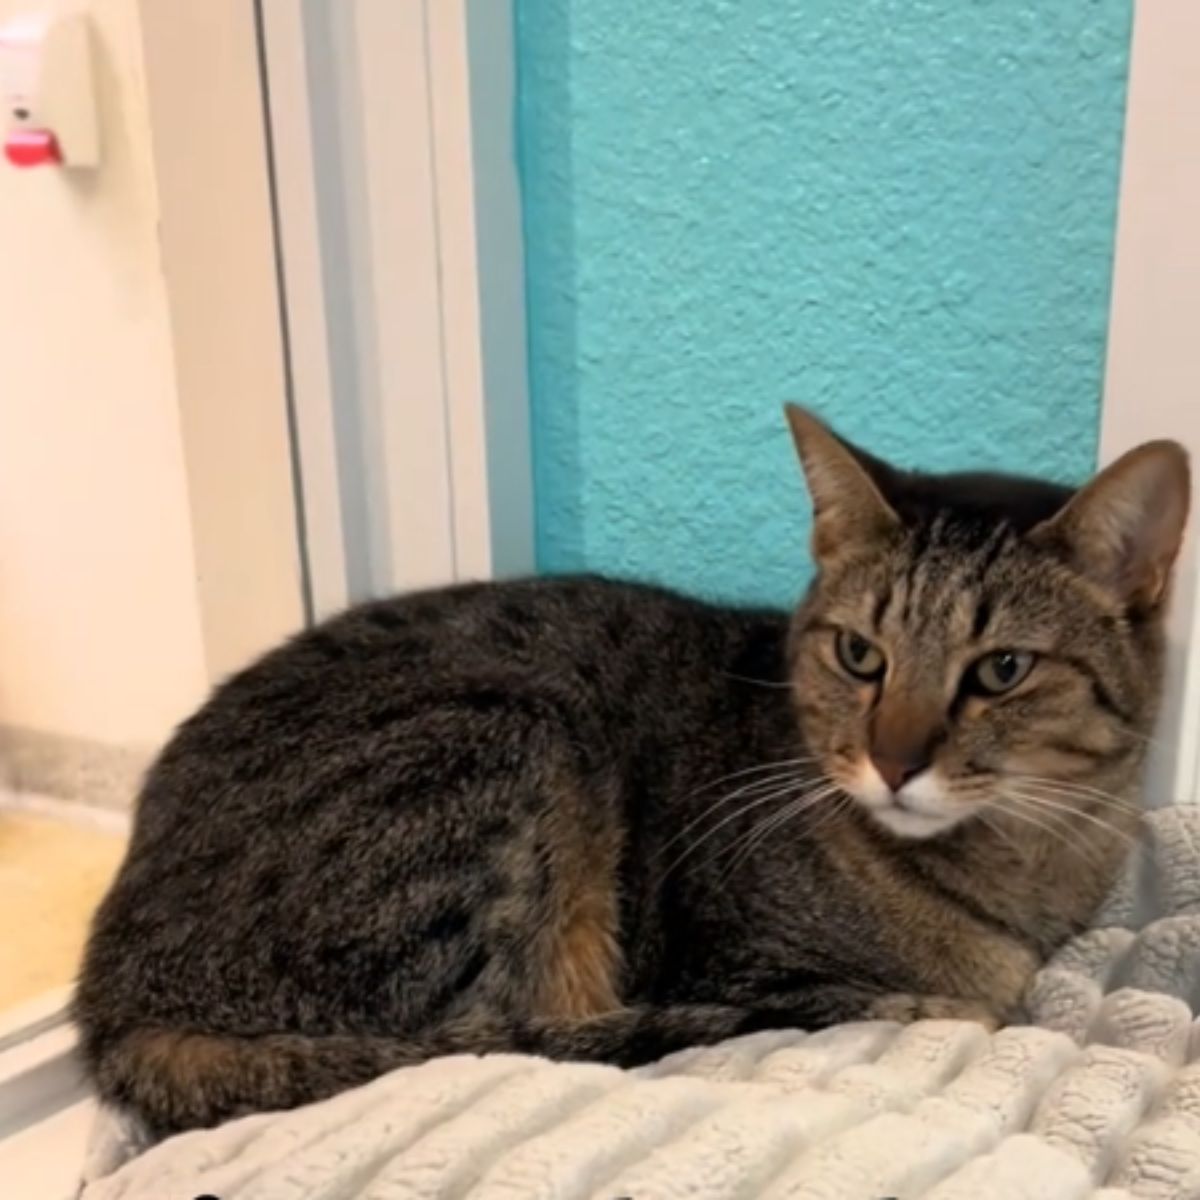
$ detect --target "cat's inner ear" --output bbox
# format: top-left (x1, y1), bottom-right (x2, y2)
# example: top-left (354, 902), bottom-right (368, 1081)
top-left (1030, 440), bottom-right (1191, 610)
top-left (785, 405), bottom-right (900, 563)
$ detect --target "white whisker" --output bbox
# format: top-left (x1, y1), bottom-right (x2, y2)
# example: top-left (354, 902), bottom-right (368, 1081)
top-left (692, 755), bottom-right (821, 795)
top-left (1000, 788), bottom-right (1142, 862)
top-left (712, 783), bottom-right (842, 881)
top-left (661, 777), bottom-right (826, 877)
top-left (994, 793), bottom-right (1108, 869)
top-left (1007, 774), bottom-right (1141, 814)
top-left (1000, 780), bottom-right (1144, 862)
top-left (660, 767), bottom-right (822, 857)
top-left (722, 672), bottom-right (797, 691)
top-left (976, 810), bottom-right (1030, 863)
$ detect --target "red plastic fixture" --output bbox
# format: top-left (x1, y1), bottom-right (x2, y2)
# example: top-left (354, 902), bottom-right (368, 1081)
top-left (4, 127), bottom-right (61, 167)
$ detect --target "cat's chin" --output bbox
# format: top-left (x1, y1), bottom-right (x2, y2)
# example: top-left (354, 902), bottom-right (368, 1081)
top-left (862, 800), bottom-right (965, 840)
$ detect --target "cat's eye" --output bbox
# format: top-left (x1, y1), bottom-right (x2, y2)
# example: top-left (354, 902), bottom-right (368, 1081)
top-left (967, 650), bottom-right (1037, 696)
top-left (834, 630), bottom-right (886, 681)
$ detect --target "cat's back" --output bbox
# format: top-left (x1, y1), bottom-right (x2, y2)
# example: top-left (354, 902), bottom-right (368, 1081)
top-left (198, 573), bottom-right (773, 717)
top-left (139, 575), bottom-right (786, 825)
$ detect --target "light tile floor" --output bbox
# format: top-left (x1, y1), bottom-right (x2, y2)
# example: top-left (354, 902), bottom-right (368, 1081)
top-left (0, 809), bottom-right (125, 1196)
top-left (0, 812), bottom-right (126, 1010)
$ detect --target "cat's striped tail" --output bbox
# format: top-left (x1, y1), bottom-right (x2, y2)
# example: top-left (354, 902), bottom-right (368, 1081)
top-left (85, 1003), bottom-right (785, 1136)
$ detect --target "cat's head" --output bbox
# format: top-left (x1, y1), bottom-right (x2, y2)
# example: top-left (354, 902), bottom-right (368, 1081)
top-left (785, 405), bottom-right (1190, 841)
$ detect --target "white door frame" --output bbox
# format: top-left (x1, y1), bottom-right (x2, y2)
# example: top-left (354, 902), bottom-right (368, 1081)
top-left (140, 0), bottom-right (309, 684)
top-left (258, 0), bottom-right (534, 620)
top-left (1100, 0), bottom-right (1200, 804)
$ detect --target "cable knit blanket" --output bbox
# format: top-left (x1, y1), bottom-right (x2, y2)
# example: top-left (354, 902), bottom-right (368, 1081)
top-left (80, 805), bottom-right (1200, 1200)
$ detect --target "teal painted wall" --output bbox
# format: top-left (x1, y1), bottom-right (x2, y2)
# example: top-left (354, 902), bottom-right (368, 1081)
top-left (516, 2), bottom-right (1132, 606)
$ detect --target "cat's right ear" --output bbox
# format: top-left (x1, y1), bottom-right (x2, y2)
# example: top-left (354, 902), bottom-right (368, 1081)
top-left (1030, 439), bottom-right (1190, 612)
top-left (785, 405), bottom-right (900, 564)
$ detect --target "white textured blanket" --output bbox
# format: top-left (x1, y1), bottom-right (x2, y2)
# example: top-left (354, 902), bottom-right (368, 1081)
top-left (81, 806), bottom-right (1200, 1200)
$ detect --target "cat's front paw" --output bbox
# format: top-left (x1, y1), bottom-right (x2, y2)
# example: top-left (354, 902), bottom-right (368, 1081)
top-left (868, 993), bottom-right (1002, 1031)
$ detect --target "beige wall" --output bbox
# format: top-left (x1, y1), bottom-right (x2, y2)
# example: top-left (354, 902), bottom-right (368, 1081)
top-left (0, 0), bottom-right (206, 752)
top-left (0, 0), bottom-right (303, 788)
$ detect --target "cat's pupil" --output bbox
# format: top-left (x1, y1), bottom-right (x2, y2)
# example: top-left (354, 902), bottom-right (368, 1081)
top-left (991, 653), bottom-right (1017, 682)
top-left (848, 635), bottom-right (869, 663)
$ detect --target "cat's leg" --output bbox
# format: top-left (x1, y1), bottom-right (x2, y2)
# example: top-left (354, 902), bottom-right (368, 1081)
top-left (864, 993), bottom-right (1002, 1028)
top-left (500, 985), bottom-right (1001, 1069)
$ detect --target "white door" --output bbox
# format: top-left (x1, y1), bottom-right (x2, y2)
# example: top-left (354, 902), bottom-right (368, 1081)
top-left (258, 0), bottom-right (534, 619)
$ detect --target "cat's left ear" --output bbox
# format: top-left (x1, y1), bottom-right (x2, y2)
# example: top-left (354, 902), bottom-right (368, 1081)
top-left (785, 404), bottom-right (900, 564)
top-left (1031, 440), bottom-right (1191, 611)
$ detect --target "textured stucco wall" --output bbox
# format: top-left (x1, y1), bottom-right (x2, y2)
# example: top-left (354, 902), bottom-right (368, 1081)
top-left (517, 2), bottom-right (1132, 606)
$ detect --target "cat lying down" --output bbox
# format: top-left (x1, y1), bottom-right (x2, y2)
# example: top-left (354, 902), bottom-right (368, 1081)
top-left (74, 406), bottom-right (1190, 1137)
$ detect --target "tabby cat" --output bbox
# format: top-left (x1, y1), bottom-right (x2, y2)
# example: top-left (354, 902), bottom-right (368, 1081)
top-left (75, 407), bottom-right (1190, 1135)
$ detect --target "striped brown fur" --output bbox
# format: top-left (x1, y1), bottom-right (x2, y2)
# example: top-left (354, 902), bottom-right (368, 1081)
top-left (76, 407), bottom-right (1189, 1137)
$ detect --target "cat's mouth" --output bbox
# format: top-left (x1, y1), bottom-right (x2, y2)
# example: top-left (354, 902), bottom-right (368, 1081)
top-left (868, 795), bottom-right (962, 839)
top-left (847, 759), bottom-right (969, 839)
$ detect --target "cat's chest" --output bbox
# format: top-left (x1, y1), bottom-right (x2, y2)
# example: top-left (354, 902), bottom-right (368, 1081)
top-left (827, 830), bottom-right (1040, 1012)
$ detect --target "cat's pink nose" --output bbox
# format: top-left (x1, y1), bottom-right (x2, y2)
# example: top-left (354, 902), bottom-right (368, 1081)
top-left (870, 753), bottom-right (927, 793)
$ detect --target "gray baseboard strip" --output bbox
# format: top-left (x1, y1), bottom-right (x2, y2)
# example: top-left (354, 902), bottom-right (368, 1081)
top-left (0, 726), bottom-right (152, 814)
